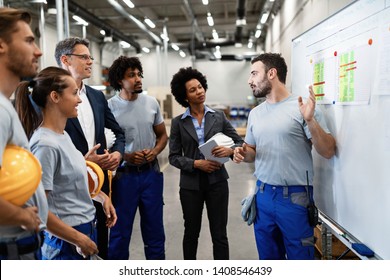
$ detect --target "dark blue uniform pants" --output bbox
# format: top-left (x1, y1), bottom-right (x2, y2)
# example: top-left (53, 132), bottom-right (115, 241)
top-left (254, 181), bottom-right (315, 260)
top-left (108, 167), bottom-right (165, 260)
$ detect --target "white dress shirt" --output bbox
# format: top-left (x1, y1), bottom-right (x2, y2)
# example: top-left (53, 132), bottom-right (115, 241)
top-left (77, 83), bottom-right (96, 150)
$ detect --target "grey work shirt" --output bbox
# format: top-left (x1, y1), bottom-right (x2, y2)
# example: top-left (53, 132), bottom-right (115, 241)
top-left (0, 93), bottom-right (48, 241)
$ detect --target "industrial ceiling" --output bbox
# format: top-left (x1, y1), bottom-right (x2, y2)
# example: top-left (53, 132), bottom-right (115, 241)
top-left (4, 0), bottom-right (282, 57)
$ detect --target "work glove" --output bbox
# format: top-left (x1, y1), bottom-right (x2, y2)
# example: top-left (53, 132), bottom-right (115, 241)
top-left (241, 193), bottom-right (256, 226)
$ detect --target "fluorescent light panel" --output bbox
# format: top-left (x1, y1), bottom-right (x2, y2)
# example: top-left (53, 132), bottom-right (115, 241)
top-left (120, 41), bottom-right (131, 48)
top-left (207, 12), bottom-right (214, 27)
top-left (123, 0), bottom-right (135, 8)
top-left (144, 18), bottom-right (156, 28)
top-left (260, 12), bottom-right (269, 24)
top-left (72, 15), bottom-right (88, 26)
top-left (214, 46), bottom-right (221, 59)
top-left (171, 43), bottom-right (180, 51)
top-left (160, 33), bottom-right (169, 42)
top-left (212, 29), bottom-right (218, 40)
top-left (179, 50), bottom-right (186, 58)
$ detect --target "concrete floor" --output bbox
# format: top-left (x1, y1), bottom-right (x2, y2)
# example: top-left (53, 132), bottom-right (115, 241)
top-left (126, 148), bottom-right (259, 260)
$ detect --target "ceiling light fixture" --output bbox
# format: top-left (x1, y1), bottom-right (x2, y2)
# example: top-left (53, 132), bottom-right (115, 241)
top-left (214, 46), bottom-right (221, 59)
top-left (202, 0), bottom-right (209, 5)
top-left (160, 33), bottom-right (169, 42)
top-left (120, 41), bottom-right (131, 48)
top-left (144, 18), bottom-right (156, 29)
top-left (207, 12), bottom-right (214, 27)
top-left (171, 43), bottom-right (180, 51)
top-left (142, 47), bottom-right (150, 53)
top-left (72, 15), bottom-right (89, 26)
top-left (47, 8), bottom-right (57, 15)
top-left (260, 12), bottom-right (270, 24)
top-left (100, 29), bottom-right (106, 36)
top-left (212, 29), bottom-right (219, 40)
top-left (255, 29), bottom-right (262, 38)
top-left (123, 0), bottom-right (135, 9)
top-left (179, 50), bottom-right (186, 58)
top-left (236, 18), bottom-right (247, 26)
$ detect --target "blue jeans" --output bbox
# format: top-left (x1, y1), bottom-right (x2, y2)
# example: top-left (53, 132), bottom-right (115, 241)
top-left (253, 180), bottom-right (315, 260)
top-left (108, 166), bottom-right (165, 260)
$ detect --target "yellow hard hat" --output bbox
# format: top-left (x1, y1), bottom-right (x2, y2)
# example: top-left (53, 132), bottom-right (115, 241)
top-left (0, 145), bottom-right (42, 206)
top-left (86, 160), bottom-right (104, 198)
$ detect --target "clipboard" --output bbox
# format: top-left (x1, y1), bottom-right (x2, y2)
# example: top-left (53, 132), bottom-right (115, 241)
top-left (198, 139), bottom-right (230, 164)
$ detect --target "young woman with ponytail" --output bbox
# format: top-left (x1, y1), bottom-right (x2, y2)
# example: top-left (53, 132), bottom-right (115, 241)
top-left (14, 67), bottom-right (117, 259)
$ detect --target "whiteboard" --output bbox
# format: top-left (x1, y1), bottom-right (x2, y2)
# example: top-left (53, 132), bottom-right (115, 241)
top-left (291, 0), bottom-right (390, 259)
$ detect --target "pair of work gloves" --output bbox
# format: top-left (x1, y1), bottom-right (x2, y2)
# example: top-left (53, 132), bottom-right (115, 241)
top-left (241, 192), bottom-right (256, 226)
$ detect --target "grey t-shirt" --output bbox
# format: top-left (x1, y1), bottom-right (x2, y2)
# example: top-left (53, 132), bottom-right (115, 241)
top-left (30, 127), bottom-right (95, 227)
top-left (0, 93), bottom-right (48, 240)
top-left (108, 93), bottom-right (163, 164)
top-left (245, 95), bottom-right (330, 186)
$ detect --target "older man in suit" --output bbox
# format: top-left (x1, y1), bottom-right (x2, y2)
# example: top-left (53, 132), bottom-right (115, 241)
top-left (55, 37), bottom-right (125, 259)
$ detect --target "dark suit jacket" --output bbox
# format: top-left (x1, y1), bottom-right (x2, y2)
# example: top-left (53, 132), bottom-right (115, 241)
top-left (65, 85), bottom-right (125, 192)
top-left (169, 109), bottom-right (244, 190)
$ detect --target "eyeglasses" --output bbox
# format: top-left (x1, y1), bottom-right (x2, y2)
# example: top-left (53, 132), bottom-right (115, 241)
top-left (66, 53), bottom-right (94, 61)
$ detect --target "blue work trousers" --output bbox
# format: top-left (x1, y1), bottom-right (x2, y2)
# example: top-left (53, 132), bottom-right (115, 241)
top-left (108, 168), bottom-right (165, 260)
top-left (254, 180), bottom-right (315, 260)
top-left (41, 220), bottom-right (97, 260)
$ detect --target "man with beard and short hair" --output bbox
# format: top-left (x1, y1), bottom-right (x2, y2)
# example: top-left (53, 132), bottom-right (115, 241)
top-left (233, 53), bottom-right (336, 260)
top-left (0, 7), bottom-right (48, 260)
top-left (107, 56), bottom-right (168, 260)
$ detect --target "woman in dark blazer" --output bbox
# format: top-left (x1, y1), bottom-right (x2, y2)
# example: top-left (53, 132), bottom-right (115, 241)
top-left (169, 67), bottom-right (244, 260)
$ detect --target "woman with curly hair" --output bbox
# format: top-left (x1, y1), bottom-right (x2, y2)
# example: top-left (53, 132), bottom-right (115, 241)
top-left (169, 67), bottom-right (243, 259)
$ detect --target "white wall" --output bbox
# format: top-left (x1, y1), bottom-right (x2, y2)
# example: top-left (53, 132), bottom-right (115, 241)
top-left (265, 0), bottom-right (354, 90)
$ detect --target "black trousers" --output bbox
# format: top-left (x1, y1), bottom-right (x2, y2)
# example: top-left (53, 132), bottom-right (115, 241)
top-left (93, 201), bottom-right (108, 259)
top-left (179, 174), bottom-right (229, 260)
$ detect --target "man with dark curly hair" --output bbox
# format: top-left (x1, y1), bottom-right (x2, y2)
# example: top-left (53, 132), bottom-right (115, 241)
top-left (107, 56), bottom-right (168, 260)
top-left (169, 67), bottom-right (243, 260)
